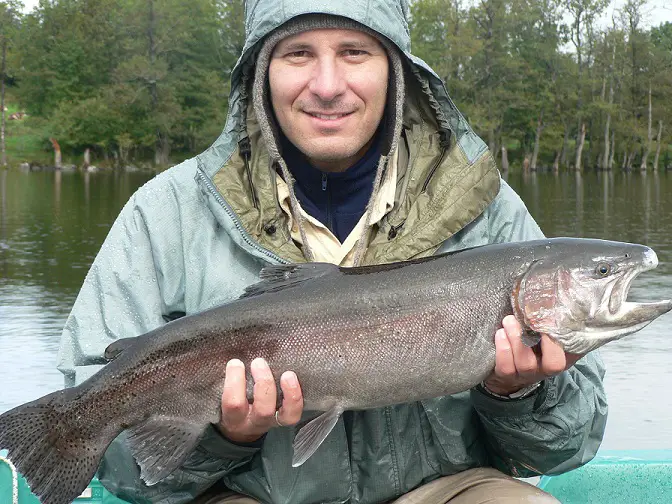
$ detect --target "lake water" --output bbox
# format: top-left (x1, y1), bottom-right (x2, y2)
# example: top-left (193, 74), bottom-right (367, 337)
top-left (0, 168), bottom-right (671, 452)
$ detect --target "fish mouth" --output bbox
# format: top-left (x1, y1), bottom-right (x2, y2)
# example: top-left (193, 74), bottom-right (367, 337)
top-left (606, 248), bottom-right (672, 331)
top-left (563, 249), bottom-right (672, 354)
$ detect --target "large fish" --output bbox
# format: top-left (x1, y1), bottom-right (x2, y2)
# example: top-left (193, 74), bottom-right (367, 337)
top-left (1, 238), bottom-right (671, 504)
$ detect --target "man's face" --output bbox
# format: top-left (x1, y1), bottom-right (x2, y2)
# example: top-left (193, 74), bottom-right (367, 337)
top-left (269, 28), bottom-right (390, 173)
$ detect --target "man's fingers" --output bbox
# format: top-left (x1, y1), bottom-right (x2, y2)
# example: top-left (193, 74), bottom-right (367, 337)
top-left (222, 359), bottom-right (249, 424)
top-left (250, 357), bottom-right (277, 424)
top-left (277, 371), bottom-right (303, 426)
top-left (540, 335), bottom-right (567, 376)
top-left (502, 315), bottom-right (538, 376)
top-left (493, 328), bottom-right (516, 377)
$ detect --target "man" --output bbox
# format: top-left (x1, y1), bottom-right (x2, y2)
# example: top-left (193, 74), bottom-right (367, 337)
top-left (57, 1), bottom-right (607, 503)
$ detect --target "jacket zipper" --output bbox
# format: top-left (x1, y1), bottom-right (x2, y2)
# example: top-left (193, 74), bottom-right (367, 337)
top-left (421, 131), bottom-right (452, 193)
top-left (196, 168), bottom-right (289, 265)
top-left (384, 406), bottom-right (402, 495)
top-left (239, 137), bottom-right (259, 210)
top-left (421, 146), bottom-right (448, 193)
top-left (322, 173), bottom-right (334, 233)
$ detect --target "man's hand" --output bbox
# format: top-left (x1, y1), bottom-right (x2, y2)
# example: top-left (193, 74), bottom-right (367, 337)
top-left (218, 358), bottom-right (304, 443)
top-left (483, 315), bottom-right (583, 396)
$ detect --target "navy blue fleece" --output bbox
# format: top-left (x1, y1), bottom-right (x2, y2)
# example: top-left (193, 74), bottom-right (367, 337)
top-left (282, 135), bottom-right (383, 243)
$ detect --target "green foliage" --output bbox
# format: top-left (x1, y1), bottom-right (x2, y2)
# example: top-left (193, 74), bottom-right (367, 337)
top-left (10, 0), bottom-right (242, 166)
top-left (3, 0), bottom-right (671, 171)
top-left (651, 22), bottom-right (672, 52)
top-left (409, 0), bottom-right (672, 171)
top-left (4, 110), bottom-right (54, 166)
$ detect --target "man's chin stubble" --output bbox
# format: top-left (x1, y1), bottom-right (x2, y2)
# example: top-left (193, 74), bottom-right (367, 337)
top-left (303, 147), bottom-right (370, 172)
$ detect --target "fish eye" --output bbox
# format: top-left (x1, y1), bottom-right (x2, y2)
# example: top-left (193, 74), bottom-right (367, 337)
top-left (596, 263), bottom-right (611, 277)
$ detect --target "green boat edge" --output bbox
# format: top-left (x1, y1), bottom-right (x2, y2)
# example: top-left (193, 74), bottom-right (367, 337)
top-left (2, 449), bottom-right (671, 503)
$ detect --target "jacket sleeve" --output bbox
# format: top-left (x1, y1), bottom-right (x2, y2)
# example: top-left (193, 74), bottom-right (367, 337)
top-left (469, 180), bottom-right (608, 477)
top-left (56, 190), bottom-right (261, 504)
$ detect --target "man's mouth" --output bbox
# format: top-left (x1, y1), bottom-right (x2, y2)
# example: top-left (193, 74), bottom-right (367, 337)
top-left (305, 111), bottom-right (353, 121)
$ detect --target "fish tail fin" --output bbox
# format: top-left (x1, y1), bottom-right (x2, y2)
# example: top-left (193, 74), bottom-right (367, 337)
top-left (0, 388), bottom-right (115, 504)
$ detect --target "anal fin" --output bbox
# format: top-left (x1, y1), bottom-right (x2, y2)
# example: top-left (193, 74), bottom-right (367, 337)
top-left (291, 407), bottom-right (342, 468)
top-left (127, 416), bottom-right (208, 486)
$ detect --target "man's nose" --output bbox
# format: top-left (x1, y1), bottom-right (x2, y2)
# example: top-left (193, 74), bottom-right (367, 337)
top-left (308, 57), bottom-right (346, 102)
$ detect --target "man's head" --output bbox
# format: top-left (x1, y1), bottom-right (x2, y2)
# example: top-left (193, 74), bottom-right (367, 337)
top-left (269, 28), bottom-right (389, 173)
top-left (252, 15), bottom-right (405, 173)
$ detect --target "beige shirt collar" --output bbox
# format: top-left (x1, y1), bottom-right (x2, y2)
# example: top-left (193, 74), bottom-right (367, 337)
top-left (276, 149), bottom-right (398, 266)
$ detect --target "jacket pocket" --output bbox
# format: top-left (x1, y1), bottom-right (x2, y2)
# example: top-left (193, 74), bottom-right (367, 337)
top-left (419, 394), bottom-right (489, 474)
top-left (226, 418), bottom-right (353, 504)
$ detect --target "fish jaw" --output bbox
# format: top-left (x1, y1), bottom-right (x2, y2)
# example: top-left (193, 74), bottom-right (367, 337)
top-left (562, 252), bottom-right (672, 354)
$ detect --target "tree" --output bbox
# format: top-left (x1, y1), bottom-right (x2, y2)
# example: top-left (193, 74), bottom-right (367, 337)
top-left (467, 0), bottom-right (527, 158)
top-left (17, 0), bottom-right (127, 117)
top-left (507, 0), bottom-right (564, 171)
top-left (410, 0), bottom-right (479, 107)
top-left (111, 0), bottom-right (227, 165)
top-left (16, 0), bottom-right (234, 166)
top-left (564, 0), bottom-right (609, 171)
top-left (7, 0), bottom-right (672, 172)
top-left (649, 22), bottom-right (672, 170)
top-left (0, 0), bottom-right (22, 166)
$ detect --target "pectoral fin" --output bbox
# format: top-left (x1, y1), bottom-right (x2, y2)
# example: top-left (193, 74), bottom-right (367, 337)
top-left (291, 407), bottom-right (342, 468)
top-left (126, 416), bottom-right (208, 485)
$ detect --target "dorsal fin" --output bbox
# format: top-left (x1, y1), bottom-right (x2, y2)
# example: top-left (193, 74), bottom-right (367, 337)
top-left (104, 337), bottom-right (138, 361)
top-left (241, 263), bottom-right (340, 299)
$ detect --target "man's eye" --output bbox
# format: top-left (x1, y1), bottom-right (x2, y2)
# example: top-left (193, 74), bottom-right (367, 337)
top-left (344, 49), bottom-right (367, 57)
top-left (287, 51), bottom-right (309, 58)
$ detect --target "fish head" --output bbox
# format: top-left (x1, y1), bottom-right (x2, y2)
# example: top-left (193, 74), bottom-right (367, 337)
top-left (512, 239), bottom-right (672, 354)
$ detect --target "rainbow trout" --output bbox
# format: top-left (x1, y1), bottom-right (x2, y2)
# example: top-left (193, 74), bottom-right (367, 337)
top-left (1, 238), bottom-right (671, 504)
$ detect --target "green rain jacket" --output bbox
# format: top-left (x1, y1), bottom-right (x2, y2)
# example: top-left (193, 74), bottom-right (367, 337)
top-left (57, 1), bottom-right (607, 503)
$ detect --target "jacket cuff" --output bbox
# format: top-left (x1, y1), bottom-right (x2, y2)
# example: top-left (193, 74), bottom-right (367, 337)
top-left (471, 377), bottom-right (555, 418)
top-left (197, 425), bottom-right (265, 460)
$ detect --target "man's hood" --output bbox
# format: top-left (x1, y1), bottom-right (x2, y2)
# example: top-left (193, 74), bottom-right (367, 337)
top-left (242, 0), bottom-right (412, 55)
top-left (194, 0), bottom-right (501, 266)
top-left (197, 0), bottom-right (489, 179)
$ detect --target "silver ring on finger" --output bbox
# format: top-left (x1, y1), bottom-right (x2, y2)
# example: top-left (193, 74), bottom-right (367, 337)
top-left (275, 410), bottom-right (284, 427)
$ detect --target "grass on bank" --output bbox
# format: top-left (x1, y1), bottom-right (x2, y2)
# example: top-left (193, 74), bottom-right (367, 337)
top-left (0, 94), bottom-right (173, 171)
top-left (2, 98), bottom-right (53, 167)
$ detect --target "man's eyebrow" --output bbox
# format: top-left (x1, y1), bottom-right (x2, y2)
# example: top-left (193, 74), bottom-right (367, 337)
top-left (274, 41), bottom-right (312, 54)
top-left (277, 42), bottom-right (313, 53)
top-left (338, 40), bottom-right (378, 50)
